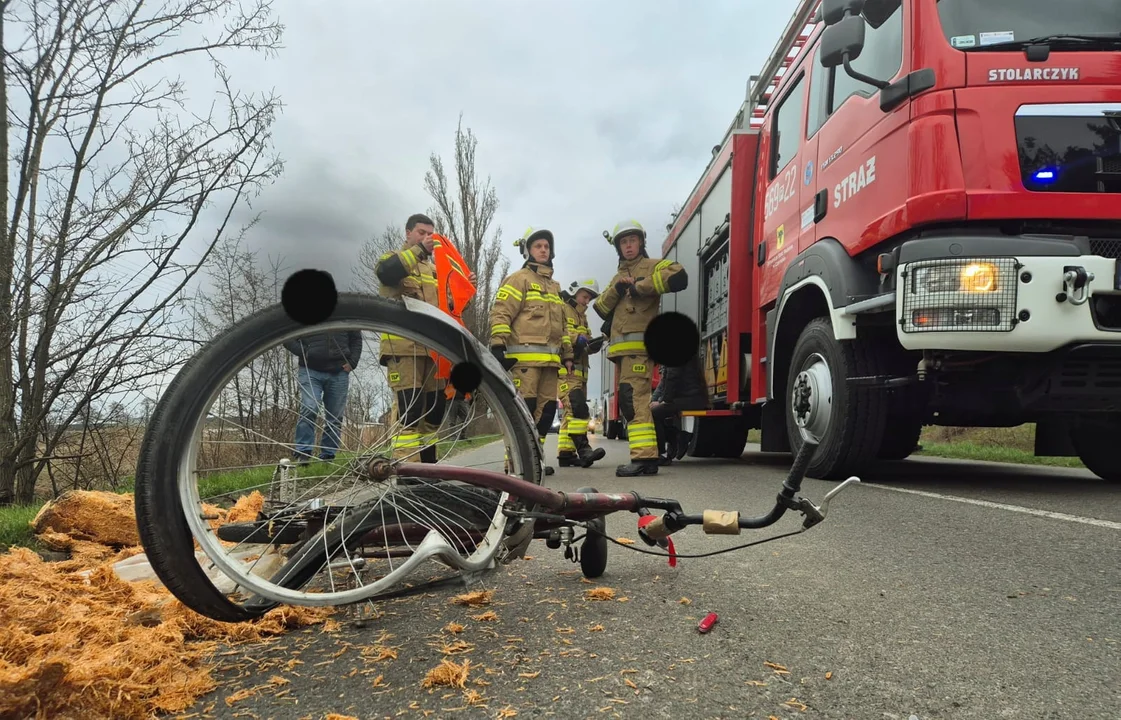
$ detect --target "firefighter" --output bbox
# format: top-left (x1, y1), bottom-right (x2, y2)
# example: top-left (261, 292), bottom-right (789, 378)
top-left (594, 219), bottom-right (688, 476)
top-left (557, 278), bottom-right (607, 468)
top-left (490, 227), bottom-right (574, 476)
top-left (375, 213), bottom-right (447, 462)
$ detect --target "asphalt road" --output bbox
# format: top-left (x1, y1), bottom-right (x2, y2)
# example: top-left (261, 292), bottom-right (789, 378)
top-left (184, 434), bottom-right (1121, 720)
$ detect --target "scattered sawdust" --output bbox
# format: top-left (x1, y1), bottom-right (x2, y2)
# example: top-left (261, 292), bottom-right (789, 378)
top-left (746, 680), bottom-right (768, 686)
top-left (784, 698), bottom-right (809, 711)
top-left (496, 706), bottom-right (518, 718)
top-left (0, 547), bottom-right (330, 720)
top-left (440, 640), bottom-right (474, 656)
top-left (825, 671), bottom-right (833, 680)
top-left (584, 587), bottom-right (616, 601)
top-left (518, 670), bottom-right (540, 679)
top-left (30, 490), bottom-right (140, 548)
top-left (588, 624), bottom-right (605, 632)
top-left (616, 537), bottom-right (635, 545)
top-left (451, 590), bottom-right (494, 607)
top-left (445, 622), bottom-right (466, 634)
top-left (423, 659), bottom-right (472, 689)
top-left (471, 610), bottom-right (498, 622)
top-left (764, 661), bottom-right (790, 675)
top-left (325, 714), bottom-right (360, 720)
top-left (463, 688), bottom-right (486, 705)
top-left (371, 674), bottom-right (387, 687)
top-left (679, 597), bottom-right (692, 605)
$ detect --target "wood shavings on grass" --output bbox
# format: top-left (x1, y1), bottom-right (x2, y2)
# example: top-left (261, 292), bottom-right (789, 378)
top-left (450, 590), bottom-right (494, 607)
top-left (422, 659), bottom-right (472, 689)
top-left (0, 547), bottom-right (331, 720)
top-left (584, 587), bottom-right (616, 601)
top-left (471, 610), bottom-right (499, 622)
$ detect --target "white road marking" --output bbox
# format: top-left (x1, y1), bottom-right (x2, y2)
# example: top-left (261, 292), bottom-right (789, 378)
top-left (862, 484), bottom-right (1121, 531)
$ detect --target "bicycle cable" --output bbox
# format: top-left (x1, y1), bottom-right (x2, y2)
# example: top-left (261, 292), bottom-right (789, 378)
top-left (581, 521), bottom-right (806, 559)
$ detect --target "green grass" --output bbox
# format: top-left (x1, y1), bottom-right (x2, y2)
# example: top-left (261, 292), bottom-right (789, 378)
top-left (0, 433), bottom-right (505, 554)
top-left (747, 424), bottom-right (1086, 469)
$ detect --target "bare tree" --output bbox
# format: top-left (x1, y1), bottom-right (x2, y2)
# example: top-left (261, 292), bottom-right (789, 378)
top-left (0, 0), bottom-right (283, 504)
top-left (353, 224), bottom-right (403, 294)
top-left (423, 114), bottom-right (509, 342)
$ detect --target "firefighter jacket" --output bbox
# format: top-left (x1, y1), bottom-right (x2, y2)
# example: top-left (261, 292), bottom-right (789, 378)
top-left (375, 241), bottom-right (439, 357)
top-left (562, 301), bottom-right (592, 381)
top-left (489, 261), bottom-right (574, 368)
top-left (593, 256), bottom-right (688, 359)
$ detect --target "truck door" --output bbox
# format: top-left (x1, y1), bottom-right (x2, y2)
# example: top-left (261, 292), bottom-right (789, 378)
top-left (811, 0), bottom-right (909, 257)
top-left (759, 67), bottom-right (810, 306)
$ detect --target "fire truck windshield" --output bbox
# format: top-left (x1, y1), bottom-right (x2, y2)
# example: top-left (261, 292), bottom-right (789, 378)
top-left (936, 0), bottom-right (1121, 51)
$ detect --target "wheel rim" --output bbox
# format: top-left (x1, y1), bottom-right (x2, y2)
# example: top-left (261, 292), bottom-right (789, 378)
top-left (173, 310), bottom-right (534, 609)
top-left (790, 351), bottom-right (833, 444)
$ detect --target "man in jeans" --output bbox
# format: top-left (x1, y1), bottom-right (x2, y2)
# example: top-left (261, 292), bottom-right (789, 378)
top-left (284, 331), bottom-right (364, 463)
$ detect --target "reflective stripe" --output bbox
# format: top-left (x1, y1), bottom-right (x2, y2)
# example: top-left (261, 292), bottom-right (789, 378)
top-left (491, 324), bottom-right (512, 335)
top-left (568, 419), bottom-right (589, 434)
top-left (559, 367), bottom-right (585, 377)
top-left (402, 248), bottom-right (419, 270)
top-left (507, 352), bottom-right (561, 364)
top-left (627, 422), bottom-right (658, 450)
top-left (609, 341), bottom-right (646, 354)
top-left (652, 270), bottom-right (667, 294)
top-left (498, 284), bottom-right (524, 301)
top-left (655, 260), bottom-right (673, 272)
top-left (526, 290), bottom-right (563, 304)
top-left (393, 433), bottom-right (423, 449)
top-left (558, 434), bottom-right (576, 452)
top-left (418, 275), bottom-right (438, 285)
top-left (507, 344), bottom-right (560, 355)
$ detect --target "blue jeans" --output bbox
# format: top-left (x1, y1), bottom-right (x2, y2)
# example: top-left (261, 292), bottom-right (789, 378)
top-left (295, 366), bottom-right (350, 459)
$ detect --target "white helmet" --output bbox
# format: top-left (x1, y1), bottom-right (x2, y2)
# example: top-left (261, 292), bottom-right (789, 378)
top-left (607, 219), bottom-right (648, 258)
top-left (568, 278), bottom-right (601, 298)
top-left (515, 226), bottom-right (555, 260)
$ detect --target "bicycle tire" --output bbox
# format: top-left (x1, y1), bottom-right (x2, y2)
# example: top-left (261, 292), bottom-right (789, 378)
top-left (134, 293), bottom-right (541, 622)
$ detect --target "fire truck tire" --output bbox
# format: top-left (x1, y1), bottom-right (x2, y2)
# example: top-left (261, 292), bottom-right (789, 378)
top-left (1069, 416), bottom-right (1121, 482)
top-left (784, 317), bottom-right (887, 480)
top-left (877, 418), bottom-right (924, 460)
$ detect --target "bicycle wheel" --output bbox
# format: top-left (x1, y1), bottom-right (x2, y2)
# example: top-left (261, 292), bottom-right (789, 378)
top-left (134, 293), bottom-right (541, 622)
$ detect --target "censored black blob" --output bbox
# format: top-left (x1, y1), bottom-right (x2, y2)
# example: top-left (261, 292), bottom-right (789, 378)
top-left (282, 269), bottom-right (338, 325)
top-left (449, 361), bottom-right (482, 394)
top-left (644, 312), bottom-right (700, 368)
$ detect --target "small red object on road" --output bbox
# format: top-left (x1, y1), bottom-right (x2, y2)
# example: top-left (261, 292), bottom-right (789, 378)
top-left (698, 612), bottom-right (718, 633)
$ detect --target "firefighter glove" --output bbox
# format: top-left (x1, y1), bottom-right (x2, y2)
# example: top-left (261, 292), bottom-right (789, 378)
top-left (587, 336), bottom-right (605, 354)
top-left (491, 345), bottom-right (518, 371)
top-left (574, 335), bottom-right (589, 357)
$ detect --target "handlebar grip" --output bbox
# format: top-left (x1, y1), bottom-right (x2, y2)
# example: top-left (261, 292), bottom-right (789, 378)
top-left (786, 438), bottom-right (819, 490)
top-left (639, 516), bottom-right (670, 540)
top-left (701, 510), bottom-right (741, 535)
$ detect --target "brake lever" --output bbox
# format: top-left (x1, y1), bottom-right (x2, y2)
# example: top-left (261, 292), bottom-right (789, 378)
top-left (795, 476), bottom-right (861, 530)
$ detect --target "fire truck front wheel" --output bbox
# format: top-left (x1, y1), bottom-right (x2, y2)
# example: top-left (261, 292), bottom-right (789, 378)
top-left (784, 317), bottom-right (888, 480)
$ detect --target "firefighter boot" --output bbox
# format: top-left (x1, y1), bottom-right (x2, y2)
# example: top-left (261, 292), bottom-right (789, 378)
top-left (573, 434), bottom-right (606, 468)
top-left (615, 458), bottom-right (659, 477)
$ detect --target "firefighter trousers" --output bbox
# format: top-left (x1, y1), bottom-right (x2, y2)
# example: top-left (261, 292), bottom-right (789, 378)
top-left (386, 355), bottom-right (446, 461)
top-left (557, 372), bottom-right (589, 458)
top-left (616, 354), bottom-right (658, 461)
top-left (511, 365), bottom-right (559, 452)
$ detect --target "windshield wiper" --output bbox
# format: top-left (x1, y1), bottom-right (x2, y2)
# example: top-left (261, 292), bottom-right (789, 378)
top-left (972, 32), bottom-right (1121, 52)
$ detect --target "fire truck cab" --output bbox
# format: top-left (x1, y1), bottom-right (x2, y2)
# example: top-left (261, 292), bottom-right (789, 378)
top-left (660, 0), bottom-right (1121, 481)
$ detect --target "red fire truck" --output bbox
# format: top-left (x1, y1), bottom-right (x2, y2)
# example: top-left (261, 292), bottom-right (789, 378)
top-left (654, 0), bottom-right (1121, 481)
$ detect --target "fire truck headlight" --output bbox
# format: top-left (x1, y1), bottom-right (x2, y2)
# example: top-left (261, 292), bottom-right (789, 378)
top-left (902, 258), bottom-right (1018, 333)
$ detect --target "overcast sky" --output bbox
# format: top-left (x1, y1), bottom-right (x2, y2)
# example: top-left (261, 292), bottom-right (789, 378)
top-left (199, 0), bottom-right (798, 395)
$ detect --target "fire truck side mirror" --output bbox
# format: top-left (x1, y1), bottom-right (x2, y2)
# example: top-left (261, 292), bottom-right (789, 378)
top-left (821, 0), bottom-right (864, 27)
top-left (820, 15), bottom-right (866, 69)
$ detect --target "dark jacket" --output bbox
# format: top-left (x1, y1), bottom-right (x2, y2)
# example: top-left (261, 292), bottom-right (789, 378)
top-left (659, 354), bottom-right (708, 410)
top-left (284, 331), bottom-right (363, 373)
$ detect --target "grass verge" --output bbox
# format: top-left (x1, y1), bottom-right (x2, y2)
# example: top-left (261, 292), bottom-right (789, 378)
top-left (748, 424), bottom-right (1085, 469)
top-left (1, 433), bottom-right (503, 554)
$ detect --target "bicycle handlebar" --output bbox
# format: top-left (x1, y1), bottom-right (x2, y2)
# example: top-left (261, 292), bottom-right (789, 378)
top-left (635, 438), bottom-right (861, 545)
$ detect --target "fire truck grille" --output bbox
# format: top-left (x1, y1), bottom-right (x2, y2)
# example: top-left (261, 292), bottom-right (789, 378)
top-left (1088, 239), bottom-right (1121, 259)
top-left (901, 257), bottom-right (1019, 333)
